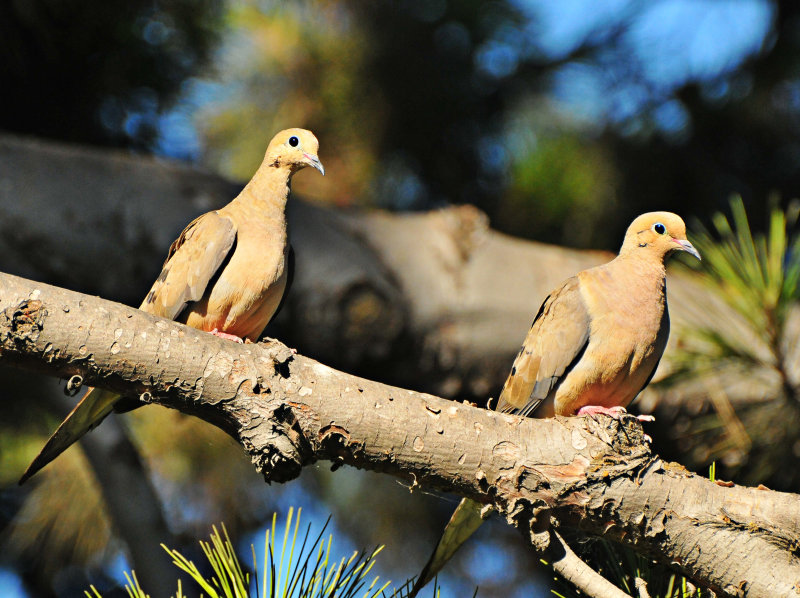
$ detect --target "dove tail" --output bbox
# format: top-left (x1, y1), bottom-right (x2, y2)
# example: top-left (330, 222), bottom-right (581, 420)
top-left (409, 498), bottom-right (489, 597)
top-left (19, 387), bottom-right (120, 484)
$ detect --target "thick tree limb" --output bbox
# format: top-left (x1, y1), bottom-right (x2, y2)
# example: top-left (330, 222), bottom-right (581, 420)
top-left (2, 272), bottom-right (800, 597)
top-left (0, 133), bottom-right (755, 401)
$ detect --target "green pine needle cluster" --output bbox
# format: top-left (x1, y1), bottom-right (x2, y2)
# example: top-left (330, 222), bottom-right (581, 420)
top-left (654, 196), bottom-right (800, 485)
top-left (85, 508), bottom-right (435, 598)
top-left (682, 195), bottom-right (800, 372)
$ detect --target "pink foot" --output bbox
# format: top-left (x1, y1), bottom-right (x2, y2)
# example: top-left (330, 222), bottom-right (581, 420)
top-left (577, 405), bottom-right (655, 423)
top-left (577, 405), bottom-right (627, 419)
top-left (210, 328), bottom-right (244, 343)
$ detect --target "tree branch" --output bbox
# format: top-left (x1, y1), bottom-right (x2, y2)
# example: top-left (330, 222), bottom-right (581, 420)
top-left (546, 530), bottom-right (631, 598)
top-left (2, 271), bottom-right (800, 597)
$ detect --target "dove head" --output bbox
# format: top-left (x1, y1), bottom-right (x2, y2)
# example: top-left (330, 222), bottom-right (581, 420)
top-left (620, 211), bottom-right (700, 262)
top-left (265, 128), bottom-right (325, 176)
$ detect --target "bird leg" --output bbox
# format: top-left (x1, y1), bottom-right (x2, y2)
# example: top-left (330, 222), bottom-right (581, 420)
top-left (209, 328), bottom-right (244, 343)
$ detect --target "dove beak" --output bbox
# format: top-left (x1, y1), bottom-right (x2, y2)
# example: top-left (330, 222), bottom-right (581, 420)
top-left (673, 238), bottom-right (701, 261)
top-left (303, 153), bottom-right (325, 176)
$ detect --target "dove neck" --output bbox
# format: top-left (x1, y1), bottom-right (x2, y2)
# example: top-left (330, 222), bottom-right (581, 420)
top-left (613, 249), bottom-right (667, 279)
top-left (236, 164), bottom-right (293, 218)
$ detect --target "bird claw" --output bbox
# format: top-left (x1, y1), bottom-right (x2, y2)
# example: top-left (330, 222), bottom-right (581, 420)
top-left (576, 405), bottom-right (656, 423)
top-left (210, 328), bottom-right (244, 343)
top-left (577, 405), bottom-right (627, 419)
top-left (578, 405), bottom-right (654, 445)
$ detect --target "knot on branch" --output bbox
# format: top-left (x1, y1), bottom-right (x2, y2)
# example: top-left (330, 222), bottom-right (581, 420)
top-left (723, 581), bottom-right (747, 597)
top-left (65, 374), bottom-right (84, 396)
top-left (1, 299), bottom-right (47, 346)
top-left (257, 340), bottom-right (295, 369)
top-left (249, 404), bottom-right (312, 484)
top-left (318, 424), bottom-right (360, 471)
top-left (501, 496), bottom-right (552, 552)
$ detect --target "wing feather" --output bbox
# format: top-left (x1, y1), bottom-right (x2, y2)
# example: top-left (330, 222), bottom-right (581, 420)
top-left (140, 212), bottom-right (236, 321)
top-left (496, 276), bottom-right (591, 416)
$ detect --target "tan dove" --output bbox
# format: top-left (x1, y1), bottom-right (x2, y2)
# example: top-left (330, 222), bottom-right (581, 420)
top-left (410, 212), bottom-right (700, 595)
top-left (19, 128), bottom-right (324, 484)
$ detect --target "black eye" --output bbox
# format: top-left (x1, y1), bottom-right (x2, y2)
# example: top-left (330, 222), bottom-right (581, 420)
top-left (653, 222), bottom-right (666, 235)
top-left (288, 136), bottom-right (299, 147)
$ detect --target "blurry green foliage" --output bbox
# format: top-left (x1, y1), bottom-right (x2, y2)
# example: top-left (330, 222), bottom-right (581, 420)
top-left (4, 0), bottom-right (800, 248)
top-left (192, 0), bottom-right (800, 251)
top-left (689, 196), bottom-right (800, 361)
top-left (200, 1), bottom-right (380, 203)
top-left (197, 0), bottom-right (531, 209)
top-left (500, 131), bottom-right (618, 246)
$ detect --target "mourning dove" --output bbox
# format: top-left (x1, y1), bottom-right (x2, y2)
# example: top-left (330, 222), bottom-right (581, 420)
top-left (19, 128), bottom-right (324, 484)
top-left (410, 212), bottom-right (700, 595)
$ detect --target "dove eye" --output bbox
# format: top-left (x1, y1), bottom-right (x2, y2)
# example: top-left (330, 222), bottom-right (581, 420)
top-left (288, 136), bottom-right (299, 147)
top-left (653, 222), bottom-right (666, 235)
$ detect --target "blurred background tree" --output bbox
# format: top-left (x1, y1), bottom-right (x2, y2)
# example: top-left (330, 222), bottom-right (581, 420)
top-left (0, 0), bottom-right (224, 149)
top-left (1, 0), bottom-right (800, 596)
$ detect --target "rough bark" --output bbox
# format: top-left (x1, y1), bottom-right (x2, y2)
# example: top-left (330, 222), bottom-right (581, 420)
top-left (2, 272), bottom-right (799, 598)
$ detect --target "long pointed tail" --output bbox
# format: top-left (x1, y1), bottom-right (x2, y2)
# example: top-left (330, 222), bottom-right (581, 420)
top-left (19, 387), bottom-right (121, 484)
top-left (409, 498), bottom-right (491, 597)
